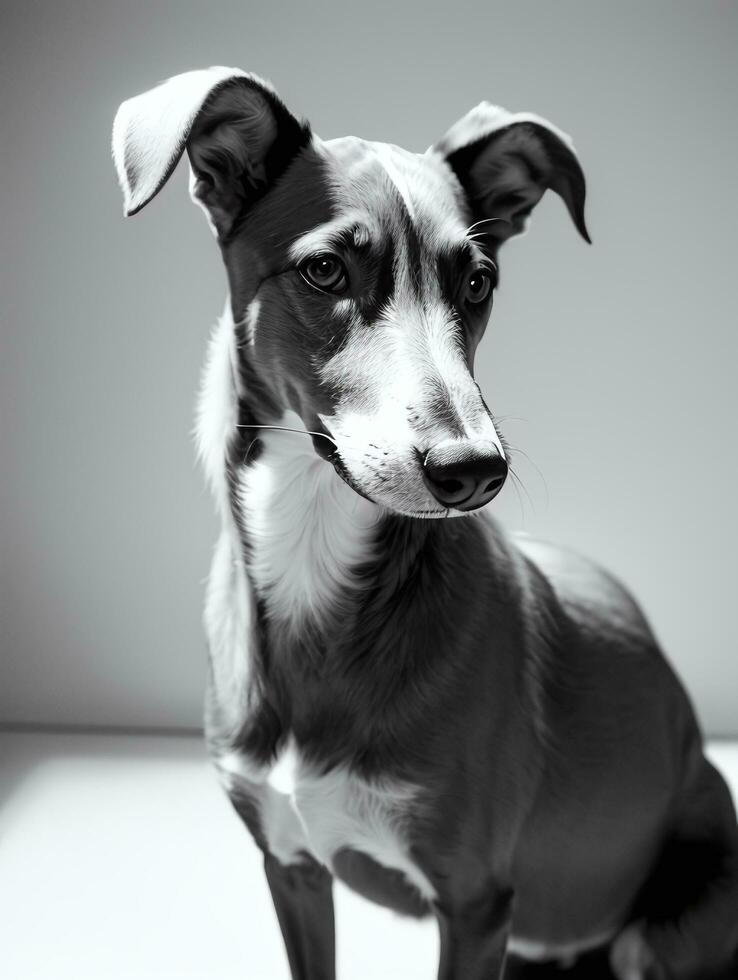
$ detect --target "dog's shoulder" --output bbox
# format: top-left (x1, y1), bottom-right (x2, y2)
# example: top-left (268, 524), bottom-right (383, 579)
top-left (511, 532), bottom-right (655, 649)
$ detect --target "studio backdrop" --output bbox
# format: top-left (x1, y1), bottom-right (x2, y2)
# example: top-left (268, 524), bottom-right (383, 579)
top-left (2, 0), bottom-right (736, 734)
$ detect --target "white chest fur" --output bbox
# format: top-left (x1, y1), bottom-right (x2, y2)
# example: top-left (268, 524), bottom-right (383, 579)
top-left (217, 742), bottom-right (437, 903)
top-left (237, 415), bottom-right (381, 628)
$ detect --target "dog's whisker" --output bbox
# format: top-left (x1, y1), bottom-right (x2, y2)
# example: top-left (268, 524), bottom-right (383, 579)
top-left (507, 467), bottom-right (527, 522)
top-left (464, 216), bottom-right (508, 236)
top-left (234, 425), bottom-right (394, 465)
top-left (508, 465), bottom-right (535, 519)
top-left (507, 444), bottom-right (549, 509)
top-left (236, 423), bottom-right (339, 449)
top-left (242, 437), bottom-right (261, 466)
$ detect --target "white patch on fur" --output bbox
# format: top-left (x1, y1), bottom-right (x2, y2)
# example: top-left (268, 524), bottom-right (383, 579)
top-left (217, 748), bottom-right (267, 786)
top-left (295, 762), bottom-right (436, 902)
top-left (112, 66), bottom-right (250, 215)
top-left (267, 738), bottom-right (300, 795)
top-left (508, 926), bottom-right (618, 965)
top-left (204, 529), bottom-right (254, 734)
top-left (194, 301), bottom-right (238, 515)
top-left (215, 749), bottom-right (310, 865)
top-left (373, 143), bottom-right (417, 220)
top-left (219, 740), bottom-right (436, 899)
top-left (243, 297), bottom-right (260, 347)
top-left (318, 297), bottom-right (503, 516)
top-left (238, 412), bottom-right (381, 627)
top-left (261, 784), bottom-right (311, 865)
top-left (195, 302), bottom-right (257, 734)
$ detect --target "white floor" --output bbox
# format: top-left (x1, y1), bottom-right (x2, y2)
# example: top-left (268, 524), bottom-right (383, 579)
top-left (1, 733), bottom-right (737, 980)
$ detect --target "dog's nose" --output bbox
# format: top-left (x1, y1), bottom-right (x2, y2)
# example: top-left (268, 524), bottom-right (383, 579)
top-left (422, 442), bottom-right (508, 511)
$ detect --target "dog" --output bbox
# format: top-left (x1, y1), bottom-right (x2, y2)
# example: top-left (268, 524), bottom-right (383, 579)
top-left (113, 67), bottom-right (738, 979)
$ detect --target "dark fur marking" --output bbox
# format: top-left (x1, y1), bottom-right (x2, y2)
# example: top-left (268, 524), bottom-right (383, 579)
top-left (443, 123), bottom-right (590, 245)
top-left (332, 848), bottom-right (431, 917)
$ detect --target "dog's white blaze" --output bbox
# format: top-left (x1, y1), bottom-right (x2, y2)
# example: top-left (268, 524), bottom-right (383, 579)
top-left (418, 311), bottom-right (505, 457)
top-left (373, 143), bottom-right (417, 220)
top-left (410, 302), bottom-right (501, 448)
top-left (239, 412), bottom-right (380, 627)
top-left (319, 299), bottom-right (504, 514)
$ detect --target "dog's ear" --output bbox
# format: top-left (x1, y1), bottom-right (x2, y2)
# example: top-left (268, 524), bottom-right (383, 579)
top-left (112, 67), bottom-right (311, 239)
top-left (432, 102), bottom-right (590, 246)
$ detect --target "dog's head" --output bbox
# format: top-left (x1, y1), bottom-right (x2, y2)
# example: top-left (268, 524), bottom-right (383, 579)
top-left (113, 67), bottom-right (588, 518)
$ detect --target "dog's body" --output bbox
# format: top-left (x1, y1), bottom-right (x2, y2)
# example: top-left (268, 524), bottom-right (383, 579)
top-left (114, 68), bottom-right (738, 979)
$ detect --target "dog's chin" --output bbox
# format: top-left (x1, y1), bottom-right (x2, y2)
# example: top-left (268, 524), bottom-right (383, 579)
top-left (390, 505), bottom-right (473, 520)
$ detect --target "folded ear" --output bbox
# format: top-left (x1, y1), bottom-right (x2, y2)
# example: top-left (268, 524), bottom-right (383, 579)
top-left (432, 102), bottom-right (590, 246)
top-left (112, 66), bottom-right (311, 239)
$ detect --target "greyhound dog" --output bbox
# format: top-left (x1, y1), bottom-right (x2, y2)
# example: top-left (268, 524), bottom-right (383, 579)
top-left (113, 67), bottom-right (738, 979)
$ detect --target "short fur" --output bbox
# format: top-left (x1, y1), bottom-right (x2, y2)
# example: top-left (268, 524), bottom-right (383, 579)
top-left (114, 68), bottom-right (738, 980)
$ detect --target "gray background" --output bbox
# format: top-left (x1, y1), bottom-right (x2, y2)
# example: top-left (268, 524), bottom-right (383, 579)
top-left (2, 0), bottom-right (736, 733)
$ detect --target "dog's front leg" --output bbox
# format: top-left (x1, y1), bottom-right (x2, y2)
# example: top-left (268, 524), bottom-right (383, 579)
top-left (436, 885), bottom-right (514, 980)
top-left (223, 779), bottom-right (335, 980)
top-left (264, 853), bottom-right (336, 980)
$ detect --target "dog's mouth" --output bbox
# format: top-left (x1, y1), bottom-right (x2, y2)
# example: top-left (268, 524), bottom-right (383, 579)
top-left (322, 446), bottom-right (460, 520)
top-left (308, 417), bottom-right (484, 519)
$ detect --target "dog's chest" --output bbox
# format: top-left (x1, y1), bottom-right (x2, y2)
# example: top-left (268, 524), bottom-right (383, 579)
top-left (219, 742), bottom-right (436, 907)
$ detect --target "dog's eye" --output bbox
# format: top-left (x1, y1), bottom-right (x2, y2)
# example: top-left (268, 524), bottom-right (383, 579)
top-left (462, 268), bottom-right (494, 305)
top-left (300, 254), bottom-right (348, 294)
